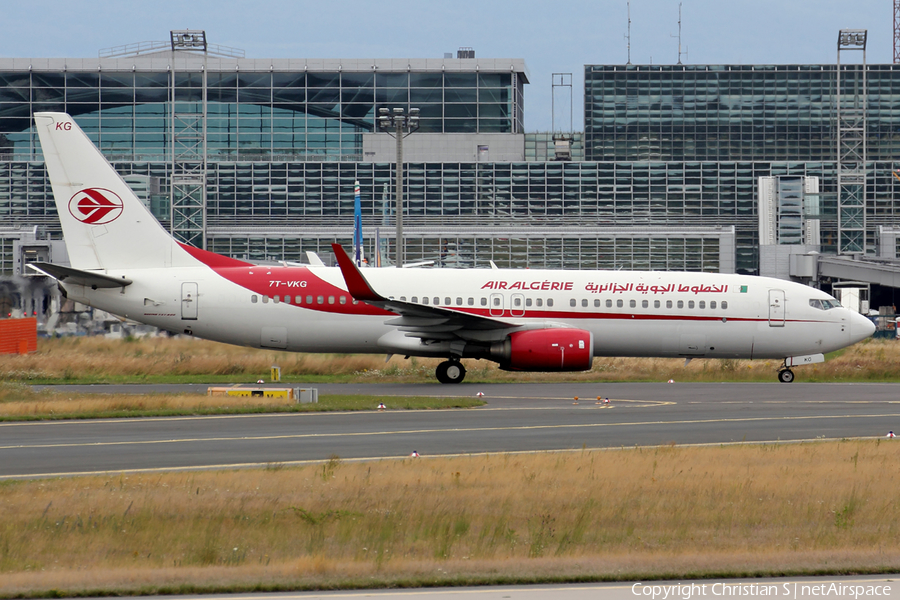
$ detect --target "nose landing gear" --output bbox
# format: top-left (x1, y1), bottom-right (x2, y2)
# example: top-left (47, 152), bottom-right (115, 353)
top-left (777, 368), bottom-right (795, 383)
top-left (436, 360), bottom-right (466, 384)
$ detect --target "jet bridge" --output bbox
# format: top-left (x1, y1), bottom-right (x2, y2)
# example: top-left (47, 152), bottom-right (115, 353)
top-left (815, 255), bottom-right (900, 289)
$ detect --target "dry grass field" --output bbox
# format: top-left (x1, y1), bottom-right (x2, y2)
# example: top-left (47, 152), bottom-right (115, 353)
top-left (1, 335), bottom-right (898, 596)
top-left (0, 334), bottom-right (896, 384)
top-left (1, 441), bottom-right (898, 596)
top-left (0, 383), bottom-right (290, 418)
top-left (0, 384), bottom-right (483, 420)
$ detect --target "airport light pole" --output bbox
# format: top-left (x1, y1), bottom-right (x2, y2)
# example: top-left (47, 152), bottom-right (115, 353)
top-left (377, 107), bottom-right (419, 266)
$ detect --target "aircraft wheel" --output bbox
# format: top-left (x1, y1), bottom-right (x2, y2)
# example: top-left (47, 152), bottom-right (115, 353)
top-left (436, 360), bottom-right (466, 384)
top-left (778, 369), bottom-right (795, 383)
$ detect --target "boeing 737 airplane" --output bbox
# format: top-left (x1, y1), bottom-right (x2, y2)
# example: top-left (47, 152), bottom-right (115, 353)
top-left (31, 112), bottom-right (874, 384)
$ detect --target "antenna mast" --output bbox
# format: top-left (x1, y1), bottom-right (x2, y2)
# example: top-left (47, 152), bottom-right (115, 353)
top-left (625, 0), bottom-right (632, 65)
top-left (672, 1), bottom-right (687, 65)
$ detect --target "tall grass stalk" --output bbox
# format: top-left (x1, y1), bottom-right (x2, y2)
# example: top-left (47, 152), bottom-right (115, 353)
top-left (1, 441), bottom-right (898, 595)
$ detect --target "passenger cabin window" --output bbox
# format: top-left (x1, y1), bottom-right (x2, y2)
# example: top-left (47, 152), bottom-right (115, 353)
top-left (468, 298), bottom-right (474, 306)
top-left (514, 297), bottom-right (522, 307)
top-left (582, 299), bottom-right (588, 307)
top-left (526, 298), bottom-right (532, 307)
top-left (251, 295), bottom-right (258, 303)
top-left (617, 299), bottom-right (624, 308)
top-left (594, 299), bottom-right (601, 308)
top-left (710, 301), bottom-right (717, 309)
top-left (262, 296), bottom-right (269, 304)
top-left (274, 296), bottom-right (280, 303)
top-left (481, 298), bottom-right (487, 306)
top-left (629, 299), bottom-right (636, 308)
top-left (422, 297), bottom-right (429, 305)
top-left (606, 299), bottom-right (612, 308)
top-left (677, 300), bottom-right (684, 309)
top-left (642, 300), bottom-right (649, 308)
top-left (536, 298), bottom-right (543, 307)
top-left (434, 297), bottom-right (440, 305)
top-left (654, 300), bottom-right (660, 309)
top-left (493, 297), bottom-right (501, 306)
top-left (340, 296), bottom-right (347, 304)
top-left (328, 296), bottom-right (335, 304)
top-left (570, 299), bottom-right (577, 307)
top-left (547, 299), bottom-right (554, 307)
top-left (456, 297), bottom-right (463, 305)
top-left (698, 301), bottom-right (705, 309)
top-left (721, 301), bottom-right (728, 309)
top-left (306, 295), bottom-right (313, 304)
top-left (666, 300), bottom-right (673, 309)
top-left (688, 300), bottom-right (695, 309)
top-left (317, 296), bottom-right (324, 304)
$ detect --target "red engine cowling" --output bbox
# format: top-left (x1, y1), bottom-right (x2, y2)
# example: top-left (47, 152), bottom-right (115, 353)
top-left (492, 328), bottom-right (594, 372)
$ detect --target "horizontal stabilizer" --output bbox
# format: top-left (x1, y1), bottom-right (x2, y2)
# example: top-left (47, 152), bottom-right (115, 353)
top-left (30, 262), bottom-right (132, 288)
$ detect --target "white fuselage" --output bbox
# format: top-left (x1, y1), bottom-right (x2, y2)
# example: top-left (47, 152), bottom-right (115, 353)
top-left (62, 263), bottom-right (872, 361)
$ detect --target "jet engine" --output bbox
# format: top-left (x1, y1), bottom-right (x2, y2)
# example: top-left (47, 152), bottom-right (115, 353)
top-left (491, 328), bottom-right (594, 371)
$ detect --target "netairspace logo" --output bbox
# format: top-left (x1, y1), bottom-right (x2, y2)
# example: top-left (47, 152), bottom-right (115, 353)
top-left (631, 582), bottom-right (892, 600)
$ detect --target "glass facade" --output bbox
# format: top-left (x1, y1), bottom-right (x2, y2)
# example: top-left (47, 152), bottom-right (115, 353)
top-left (208, 232), bottom-right (724, 272)
top-left (581, 63), bottom-right (900, 270)
top-left (0, 65), bottom-right (524, 162)
top-left (21, 152), bottom-right (900, 274)
top-left (584, 64), bottom-right (900, 162)
top-left (11, 56), bottom-right (900, 278)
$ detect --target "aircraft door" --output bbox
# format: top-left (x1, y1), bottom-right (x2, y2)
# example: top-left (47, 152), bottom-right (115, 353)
top-left (768, 289), bottom-right (785, 327)
top-left (489, 293), bottom-right (505, 317)
top-left (510, 293), bottom-right (525, 317)
top-left (181, 282), bottom-right (198, 320)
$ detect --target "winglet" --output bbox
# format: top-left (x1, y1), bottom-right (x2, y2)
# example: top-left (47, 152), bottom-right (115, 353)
top-left (332, 243), bottom-right (384, 302)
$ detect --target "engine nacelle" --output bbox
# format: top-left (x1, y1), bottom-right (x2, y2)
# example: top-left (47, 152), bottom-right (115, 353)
top-left (491, 328), bottom-right (594, 372)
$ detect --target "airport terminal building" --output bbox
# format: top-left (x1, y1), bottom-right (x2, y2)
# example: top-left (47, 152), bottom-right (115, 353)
top-left (3, 32), bottom-right (900, 316)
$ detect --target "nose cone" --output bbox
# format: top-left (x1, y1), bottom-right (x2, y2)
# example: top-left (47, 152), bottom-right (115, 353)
top-left (849, 311), bottom-right (876, 344)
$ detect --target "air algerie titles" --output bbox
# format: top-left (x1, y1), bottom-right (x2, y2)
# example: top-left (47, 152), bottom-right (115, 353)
top-left (481, 280), bottom-right (574, 291)
top-left (480, 279), bottom-right (731, 295)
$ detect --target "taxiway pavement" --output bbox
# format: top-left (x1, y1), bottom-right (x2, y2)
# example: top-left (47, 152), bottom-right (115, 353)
top-left (5, 382), bottom-right (899, 479)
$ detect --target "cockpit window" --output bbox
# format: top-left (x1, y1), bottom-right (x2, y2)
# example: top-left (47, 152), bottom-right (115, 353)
top-left (809, 298), bottom-right (841, 310)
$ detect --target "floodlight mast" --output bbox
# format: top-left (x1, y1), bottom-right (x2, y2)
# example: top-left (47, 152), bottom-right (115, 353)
top-left (169, 29), bottom-right (209, 250)
top-left (170, 30), bottom-right (207, 52)
top-left (377, 107), bottom-right (419, 266)
top-left (836, 29), bottom-right (867, 255)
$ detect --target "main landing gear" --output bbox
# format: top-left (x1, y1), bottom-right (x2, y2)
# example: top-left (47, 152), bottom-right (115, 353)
top-left (436, 360), bottom-right (466, 384)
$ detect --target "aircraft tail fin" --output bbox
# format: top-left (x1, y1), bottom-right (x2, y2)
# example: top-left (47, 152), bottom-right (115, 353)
top-left (34, 112), bottom-right (194, 271)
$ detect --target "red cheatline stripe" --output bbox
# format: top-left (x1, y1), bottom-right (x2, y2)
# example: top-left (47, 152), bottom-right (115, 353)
top-left (177, 243), bottom-right (254, 268)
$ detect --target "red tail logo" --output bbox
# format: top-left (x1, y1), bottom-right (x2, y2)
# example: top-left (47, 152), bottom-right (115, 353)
top-left (68, 188), bottom-right (124, 225)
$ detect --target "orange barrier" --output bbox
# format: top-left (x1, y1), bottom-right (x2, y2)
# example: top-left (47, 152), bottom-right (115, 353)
top-left (0, 318), bottom-right (38, 355)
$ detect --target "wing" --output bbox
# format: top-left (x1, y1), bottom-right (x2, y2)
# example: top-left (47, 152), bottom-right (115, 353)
top-left (331, 243), bottom-right (516, 342)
